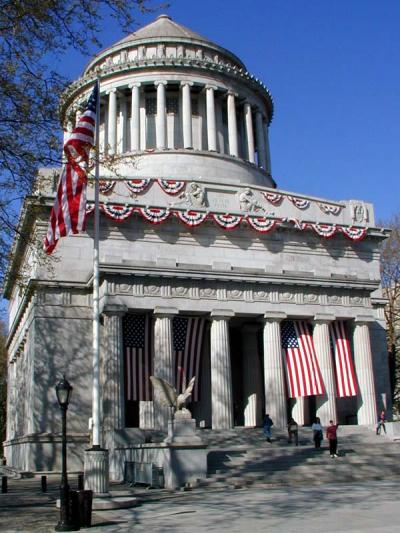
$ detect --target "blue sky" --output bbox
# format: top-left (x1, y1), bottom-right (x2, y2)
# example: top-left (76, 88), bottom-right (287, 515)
top-left (55, 0), bottom-right (400, 223)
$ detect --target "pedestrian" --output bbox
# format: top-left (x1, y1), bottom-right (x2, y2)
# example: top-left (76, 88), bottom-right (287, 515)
top-left (326, 420), bottom-right (339, 458)
top-left (287, 417), bottom-right (299, 445)
top-left (263, 414), bottom-right (274, 442)
top-left (311, 417), bottom-right (323, 449)
top-left (376, 410), bottom-right (386, 435)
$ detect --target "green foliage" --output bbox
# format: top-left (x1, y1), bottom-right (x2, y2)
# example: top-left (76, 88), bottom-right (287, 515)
top-left (0, 0), bottom-right (166, 288)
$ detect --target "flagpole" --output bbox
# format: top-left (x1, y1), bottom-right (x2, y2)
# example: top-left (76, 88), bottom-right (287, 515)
top-left (92, 77), bottom-right (101, 448)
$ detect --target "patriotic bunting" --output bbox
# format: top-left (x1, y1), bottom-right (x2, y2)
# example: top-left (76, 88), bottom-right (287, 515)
top-left (329, 321), bottom-right (357, 397)
top-left (99, 180), bottom-right (116, 195)
top-left (340, 226), bottom-right (367, 241)
top-left (101, 204), bottom-right (135, 221)
top-left (318, 203), bottom-right (342, 215)
top-left (138, 207), bottom-right (171, 224)
top-left (263, 192), bottom-right (283, 205)
top-left (281, 320), bottom-right (325, 398)
top-left (157, 178), bottom-right (186, 195)
top-left (246, 216), bottom-right (280, 233)
top-left (212, 213), bottom-right (242, 230)
top-left (125, 178), bottom-right (151, 194)
top-left (175, 210), bottom-right (208, 227)
top-left (288, 196), bottom-right (310, 210)
top-left (309, 223), bottom-right (337, 239)
top-left (173, 316), bottom-right (206, 401)
top-left (285, 218), bottom-right (309, 231)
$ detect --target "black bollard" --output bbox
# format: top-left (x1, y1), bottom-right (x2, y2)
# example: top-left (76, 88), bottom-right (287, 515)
top-left (41, 475), bottom-right (47, 492)
top-left (1, 476), bottom-right (7, 493)
top-left (77, 473), bottom-right (84, 491)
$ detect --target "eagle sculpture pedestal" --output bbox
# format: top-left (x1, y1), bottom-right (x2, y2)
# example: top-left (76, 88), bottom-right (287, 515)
top-left (164, 409), bottom-right (203, 445)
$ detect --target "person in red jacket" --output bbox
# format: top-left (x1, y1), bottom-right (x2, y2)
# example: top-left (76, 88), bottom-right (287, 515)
top-left (326, 420), bottom-right (339, 458)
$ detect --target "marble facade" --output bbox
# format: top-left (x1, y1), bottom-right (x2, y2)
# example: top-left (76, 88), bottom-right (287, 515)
top-left (3, 15), bottom-right (391, 479)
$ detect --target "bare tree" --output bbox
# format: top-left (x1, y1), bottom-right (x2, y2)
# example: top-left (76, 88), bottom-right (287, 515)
top-left (380, 213), bottom-right (400, 413)
top-left (0, 0), bottom-right (166, 288)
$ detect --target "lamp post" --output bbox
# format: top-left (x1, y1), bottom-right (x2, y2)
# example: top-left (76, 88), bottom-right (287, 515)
top-left (55, 376), bottom-right (78, 531)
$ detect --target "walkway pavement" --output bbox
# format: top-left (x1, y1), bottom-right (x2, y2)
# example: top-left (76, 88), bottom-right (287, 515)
top-left (0, 478), bottom-right (398, 532)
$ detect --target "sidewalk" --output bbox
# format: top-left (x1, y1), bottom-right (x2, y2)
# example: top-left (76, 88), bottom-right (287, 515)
top-left (1, 477), bottom-right (399, 532)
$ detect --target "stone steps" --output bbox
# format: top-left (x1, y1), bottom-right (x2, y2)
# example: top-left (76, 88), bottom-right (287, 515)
top-left (198, 426), bottom-right (400, 490)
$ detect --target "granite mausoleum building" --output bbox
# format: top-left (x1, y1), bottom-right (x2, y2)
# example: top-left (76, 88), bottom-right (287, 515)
top-left (4, 15), bottom-right (391, 477)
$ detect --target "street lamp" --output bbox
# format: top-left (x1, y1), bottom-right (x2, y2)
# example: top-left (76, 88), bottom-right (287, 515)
top-left (55, 376), bottom-right (78, 531)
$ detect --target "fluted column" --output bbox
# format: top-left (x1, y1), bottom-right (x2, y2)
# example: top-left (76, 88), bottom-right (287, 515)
top-left (130, 83), bottom-right (141, 151)
top-left (255, 109), bottom-right (267, 169)
top-left (118, 96), bottom-right (127, 154)
top-left (353, 318), bottom-right (378, 425)
top-left (107, 88), bottom-right (118, 155)
top-left (181, 81), bottom-right (193, 149)
top-left (313, 314), bottom-right (337, 425)
top-left (291, 397), bottom-right (305, 426)
top-left (263, 312), bottom-right (287, 428)
top-left (155, 81), bottom-right (167, 150)
top-left (244, 102), bottom-right (255, 163)
top-left (210, 310), bottom-right (234, 429)
top-left (242, 325), bottom-right (263, 427)
top-left (264, 122), bottom-right (272, 173)
top-left (153, 306), bottom-right (178, 429)
top-left (102, 304), bottom-right (126, 481)
top-left (206, 85), bottom-right (217, 151)
top-left (227, 92), bottom-right (239, 157)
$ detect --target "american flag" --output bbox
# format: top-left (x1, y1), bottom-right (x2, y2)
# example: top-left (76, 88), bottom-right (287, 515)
top-left (281, 320), bottom-right (325, 398)
top-left (123, 314), bottom-right (153, 401)
top-left (173, 317), bottom-right (206, 401)
top-left (329, 320), bottom-right (357, 397)
top-left (44, 82), bottom-right (98, 254)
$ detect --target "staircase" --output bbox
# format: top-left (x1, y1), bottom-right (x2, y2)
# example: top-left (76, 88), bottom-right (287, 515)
top-left (194, 426), bottom-right (400, 489)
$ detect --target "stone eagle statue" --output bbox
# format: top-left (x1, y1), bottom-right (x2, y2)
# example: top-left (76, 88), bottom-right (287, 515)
top-left (150, 375), bottom-right (196, 412)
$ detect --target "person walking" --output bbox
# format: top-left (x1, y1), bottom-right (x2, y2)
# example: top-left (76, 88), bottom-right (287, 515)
top-left (287, 417), bottom-right (299, 445)
top-left (326, 420), bottom-right (339, 457)
top-left (311, 417), bottom-right (323, 449)
top-left (376, 410), bottom-right (386, 435)
top-left (263, 414), bottom-right (274, 442)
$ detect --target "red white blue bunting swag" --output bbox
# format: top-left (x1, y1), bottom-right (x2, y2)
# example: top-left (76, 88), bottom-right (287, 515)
top-left (212, 214), bottom-right (243, 230)
top-left (176, 210), bottom-right (208, 227)
top-left (157, 179), bottom-right (186, 195)
top-left (246, 216), bottom-right (281, 233)
top-left (101, 204), bottom-right (135, 221)
top-left (138, 207), bottom-right (171, 224)
top-left (125, 178), bottom-right (151, 194)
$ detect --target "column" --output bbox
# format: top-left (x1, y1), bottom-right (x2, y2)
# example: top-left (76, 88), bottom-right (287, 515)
top-left (313, 315), bottom-right (337, 425)
top-left (227, 92), bottom-right (239, 157)
top-left (181, 81), bottom-right (193, 149)
top-left (210, 310), bottom-right (234, 429)
top-left (107, 88), bottom-right (117, 155)
top-left (118, 96), bottom-right (127, 154)
top-left (153, 306), bottom-right (178, 429)
top-left (291, 397), bottom-right (305, 426)
top-left (263, 312), bottom-right (287, 428)
top-left (255, 109), bottom-right (267, 169)
top-left (244, 102), bottom-right (255, 163)
top-left (155, 81), bottom-right (167, 150)
top-left (206, 85), bottom-right (217, 151)
top-left (130, 83), bottom-right (141, 151)
top-left (264, 122), bottom-right (272, 174)
top-left (242, 325), bottom-right (263, 427)
top-left (353, 318), bottom-right (378, 425)
top-left (102, 304), bottom-right (126, 481)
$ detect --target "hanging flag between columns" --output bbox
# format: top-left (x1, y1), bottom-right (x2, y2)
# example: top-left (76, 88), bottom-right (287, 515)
top-left (330, 320), bottom-right (358, 397)
top-left (281, 320), bottom-right (325, 397)
top-left (44, 82), bottom-right (99, 254)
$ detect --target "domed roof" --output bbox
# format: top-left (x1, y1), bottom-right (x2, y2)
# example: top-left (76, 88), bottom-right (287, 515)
top-left (116, 14), bottom-right (210, 45)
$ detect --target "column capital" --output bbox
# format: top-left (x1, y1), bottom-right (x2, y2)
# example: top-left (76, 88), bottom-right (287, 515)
top-left (210, 309), bottom-right (235, 320)
top-left (227, 90), bottom-right (238, 98)
top-left (264, 311), bottom-right (287, 323)
top-left (180, 81), bottom-right (194, 87)
top-left (102, 304), bottom-right (128, 317)
top-left (154, 80), bottom-right (168, 87)
top-left (205, 84), bottom-right (218, 91)
top-left (354, 315), bottom-right (374, 325)
top-left (106, 87), bottom-right (117, 95)
top-left (153, 306), bottom-right (179, 318)
top-left (313, 313), bottom-right (335, 324)
top-left (129, 82), bottom-right (141, 89)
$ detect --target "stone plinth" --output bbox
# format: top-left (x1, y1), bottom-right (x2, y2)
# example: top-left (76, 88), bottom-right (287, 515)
top-left (84, 448), bottom-right (109, 496)
top-left (164, 410), bottom-right (203, 445)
